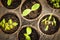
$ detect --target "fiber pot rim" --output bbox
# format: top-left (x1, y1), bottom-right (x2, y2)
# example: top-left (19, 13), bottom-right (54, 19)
top-left (1, 0), bottom-right (22, 10)
top-left (17, 25), bottom-right (40, 40)
top-left (20, 0), bottom-right (42, 21)
top-left (0, 10), bottom-right (21, 34)
top-left (37, 13), bottom-right (60, 36)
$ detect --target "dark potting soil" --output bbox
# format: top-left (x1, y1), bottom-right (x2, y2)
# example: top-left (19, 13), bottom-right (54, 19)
top-left (39, 15), bottom-right (60, 35)
top-left (1, 0), bottom-right (21, 9)
top-left (0, 13), bottom-right (20, 34)
top-left (47, 0), bottom-right (60, 9)
top-left (18, 27), bottom-right (40, 40)
top-left (21, 0), bottom-right (42, 19)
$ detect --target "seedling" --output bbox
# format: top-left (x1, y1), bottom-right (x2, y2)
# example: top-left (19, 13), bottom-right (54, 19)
top-left (0, 18), bottom-right (18, 31)
top-left (50, 0), bottom-right (60, 8)
top-left (41, 14), bottom-right (56, 31)
top-left (22, 3), bottom-right (40, 16)
top-left (7, 0), bottom-right (12, 6)
top-left (24, 27), bottom-right (32, 40)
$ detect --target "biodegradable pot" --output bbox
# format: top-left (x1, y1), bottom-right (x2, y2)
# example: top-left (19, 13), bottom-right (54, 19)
top-left (18, 25), bottom-right (40, 40)
top-left (0, 12), bottom-right (20, 34)
top-left (47, 0), bottom-right (60, 9)
top-left (1, 0), bottom-right (21, 9)
top-left (38, 14), bottom-right (60, 35)
top-left (21, 0), bottom-right (42, 21)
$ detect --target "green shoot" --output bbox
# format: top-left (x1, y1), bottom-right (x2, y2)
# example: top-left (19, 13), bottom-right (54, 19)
top-left (53, 17), bottom-right (56, 26)
top-left (45, 25), bottom-right (49, 31)
top-left (42, 18), bottom-right (47, 22)
top-left (50, 0), bottom-right (60, 8)
top-left (24, 33), bottom-right (31, 40)
top-left (0, 19), bottom-right (5, 28)
top-left (31, 3), bottom-right (40, 11)
top-left (22, 3), bottom-right (40, 16)
top-left (0, 19), bottom-right (18, 31)
top-left (48, 14), bottom-right (52, 21)
top-left (12, 22), bottom-right (18, 26)
top-left (22, 9), bottom-right (31, 16)
top-left (7, 0), bottom-right (12, 6)
top-left (26, 27), bottom-right (32, 35)
top-left (24, 27), bottom-right (32, 40)
top-left (8, 19), bottom-right (12, 24)
top-left (41, 14), bottom-right (57, 31)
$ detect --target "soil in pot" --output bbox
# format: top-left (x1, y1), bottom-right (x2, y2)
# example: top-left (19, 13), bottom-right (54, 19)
top-left (1, 0), bottom-right (21, 9)
top-left (47, 0), bottom-right (60, 9)
top-left (21, 0), bottom-right (42, 20)
top-left (39, 14), bottom-right (60, 35)
top-left (0, 13), bottom-right (20, 34)
top-left (18, 27), bottom-right (40, 40)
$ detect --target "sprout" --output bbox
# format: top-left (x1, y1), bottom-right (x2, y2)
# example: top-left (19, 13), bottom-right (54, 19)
top-left (24, 27), bottom-right (32, 40)
top-left (7, 0), bottom-right (12, 6)
top-left (0, 19), bottom-right (18, 31)
top-left (50, 0), bottom-right (60, 8)
top-left (31, 3), bottom-right (40, 11)
top-left (22, 9), bottom-right (31, 16)
top-left (41, 14), bottom-right (57, 31)
top-left (45, 25), bottom-right (49, 31)
top-left (22, 3), bottom-right (40, 16)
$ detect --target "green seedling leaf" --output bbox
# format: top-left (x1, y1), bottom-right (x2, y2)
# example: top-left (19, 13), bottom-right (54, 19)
top-left (24, 33), bottom-right (31, 40)
top-left (7, 0), bottom-right (12, 6)
top-left (45, 20), bottom-right (47, 25)
top-left (2, 24), bottom-right (5, 28)
top-left (42, 18), bottom-right (47, 22)
top-left (9, 25), bottom-right (13, 29)
top-left (48, 14), bottom-right (52, 21)
top-left (22, 9), bottom-right (31, 16)
top-left (26, 27), bottom-right (32, 35)
top-left (8, 19), bottom-right (13, 25)
top-left (1, 19), bottom-right (5, 24)
top-left (0, 19), bottom-right (5, 28)
top-left (5, 23), bottom-right (10, 30)
top-left (56, 0), bottom-right (60, 2)
top-left (51, 0), bottom-right (55, 3)
top-left (53, 18), bottom-right (56, 26)
top-left (31, 3), bottom-right (40, 11)
top-left (52, 22), bottom-right (54, 26)
top-left (45, 25), bottom-right (49, 31)
top-left (12, 22), bottom-right (18, 26)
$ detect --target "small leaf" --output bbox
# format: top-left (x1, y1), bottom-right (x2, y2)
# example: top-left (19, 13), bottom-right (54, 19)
top-left (48, 14), bottom-right (52, 21)
top-left (24, 33), bottom-right (31, 40)
top-left (31, 3), bottom-right (40, 11)
top-left (0, 19), bottom-right (5, 28)
top-left (5, 23), bottom-right (10, 30)
top-left (22, 9), bottom-right (31, 16)
top-left (26, 27), bottom-right (32, 35)
top-left (12, 22), bottom-right (18, 26)
top-left (42, 18), bottom-right (47, 22)
top-left (51, 0), bottom-right (55, 3)
top-left (8, 19), bottom-right (13, 25)
top-left (52, 22), bottom-right (54, 26)
top-left (2, 19), bottom-right (5, 24)
top-left (2, 24), bottom-right (5, 28)
top-left (7, 0), bottom-right (12, 6)
top-left (53, 18), bottom-right (56, 26)
top-left (45, 25), bottom-right (49, 31)
top-left (9, 25), bottom-right (13, 29)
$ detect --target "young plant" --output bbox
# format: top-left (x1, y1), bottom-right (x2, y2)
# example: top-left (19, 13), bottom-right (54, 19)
top-left (0, 19), bottom-right (18, 31)
top-left (50, 0), bottom-right (60, 8)
top-left (7, 0), bottom-right (12, 6)
top-left (22, 3), bottom-right (40, 16)
top-left (24, 27), bottom-right (32, 40)
top-left (41, 14), bottom-right (56, 31)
